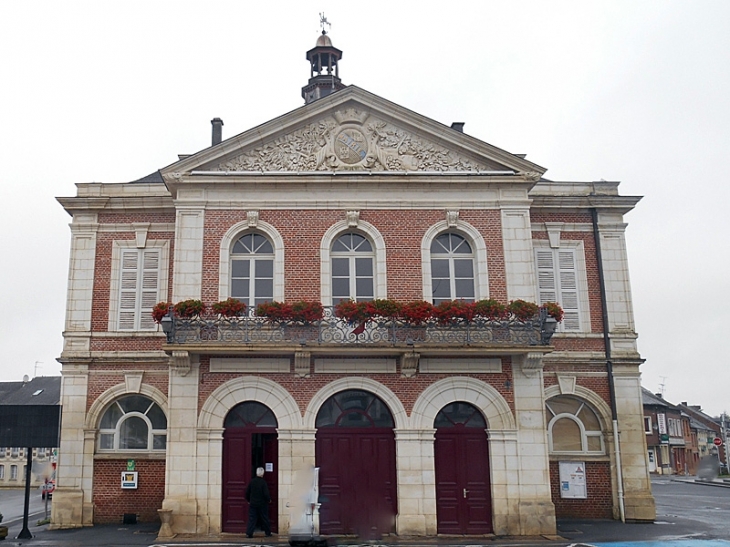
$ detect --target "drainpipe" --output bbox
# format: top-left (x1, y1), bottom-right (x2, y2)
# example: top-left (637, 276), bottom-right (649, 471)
top-left (591, 206), bottom-right (626, 523)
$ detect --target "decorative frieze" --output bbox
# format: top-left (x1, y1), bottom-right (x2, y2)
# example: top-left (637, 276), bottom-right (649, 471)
top-left (215, 112), bottom-right (489, 173)
top-left (294, 351), bottom-right (311, 378)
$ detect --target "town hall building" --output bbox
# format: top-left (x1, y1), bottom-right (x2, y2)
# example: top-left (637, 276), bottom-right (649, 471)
top-left (51, 29), bottom-right (655, 538)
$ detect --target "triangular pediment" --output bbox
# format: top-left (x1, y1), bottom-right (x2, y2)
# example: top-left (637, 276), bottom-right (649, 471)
top-left (162, 86), bottom-right (545, 181)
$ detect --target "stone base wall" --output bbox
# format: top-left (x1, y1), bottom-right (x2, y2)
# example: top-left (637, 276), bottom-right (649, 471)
top-left (549, 461), bottom-right (613, 518)
top-left (93, 459), bottom-right (165, 524)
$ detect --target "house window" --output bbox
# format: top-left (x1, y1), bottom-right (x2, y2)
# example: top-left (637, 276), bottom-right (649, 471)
top-left (230, 233), bottom-right (275, 307)
top-left (10, 465), bottom-right (18, 480)
top-left (430, 233), bottom-right (475, 304)
top-left (644, 416), bottom-right (652, 434)
top-left (10, 448), bottom-right (18, 458)
top-left (98, 395), bottom-right (167, 452)
top-left (535, 245), bottom-right (588, 331)
top-left (109, 240), bottom-right (169, 332)
top-left (331, 233), bottom-right (375, 304)
top-left (0, 465), bottom-right (4, 479)
top-left (546, 395), bottom-right (604, 454)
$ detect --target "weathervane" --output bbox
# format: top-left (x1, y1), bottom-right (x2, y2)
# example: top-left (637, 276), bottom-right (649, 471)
top-left (319, 12), bottom-right (331, 34)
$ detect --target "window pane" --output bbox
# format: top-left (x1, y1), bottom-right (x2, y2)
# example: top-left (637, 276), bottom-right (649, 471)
top-left (552, 418), bottom-right (582, 451)
top-left (146, 404), bottom-right (167, 429)
top-left (119, 416), bottom-right (149, 450)
top-left (232, 260), bottom-right (250, 278)
top-left (586, 434), bottom-right (602, 452)
top-left (153, 435), bottom-right (167, 450)
top-left (451, 235), bottom-right (472, 253)
top-left (332, 258), bottom-right (349, 276)
top-left (332, 238), bottom-right (349, 252)
top-left (432, 280), bottom-right (450, 299)
top-left (255, 279), bottom-right (273, 299)
top-left (99, 433), bottom-right (114, 450)
top-left (356, 278), bottom-right (373, 298)
top-left (546, 396), bottom-right (581, 416)
top-left (431, 259), bottom-right (450, 278)
top-left (431, 234), bottom-right (451, 253)
top-left (578, 405), bottom-right (601, 431)
top-left (332, 278), bottom-right (350, 298)
top-left (454, 259), bottom-right (474, 278)
top-left (231, 279), bottom-right (249, 298)
top-left (253, 234), bottom-right (273, 253)
top-left (100, 403), bottom-right (123, 429)
top-left (454, 279), bottom-right (475, 299)
top-left (355, 257), bottom-right (373, 276)
top-left (255, 260), bottom-right (273, 277)
top-left (118, 395), bottom-right (152, 414)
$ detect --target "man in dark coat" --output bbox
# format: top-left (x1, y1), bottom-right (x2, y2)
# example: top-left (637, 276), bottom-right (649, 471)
top-left (245, 466), bottom-right (272, 538)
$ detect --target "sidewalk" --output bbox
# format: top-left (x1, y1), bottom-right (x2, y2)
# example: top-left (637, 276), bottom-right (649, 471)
top-left (0, 518), bottom-right (657, 547)
top-left (668, 474), bottom-right (730, 488)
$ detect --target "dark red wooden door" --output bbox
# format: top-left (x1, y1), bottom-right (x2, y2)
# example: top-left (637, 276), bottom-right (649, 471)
top-left (222, 428), bottom-right (250, 532)
top-left (222, 428), bottom-right (278, 533)
top-left (435, 427), bottom-right (493, 534)
top-left (316, 428), bottom-right (397, 537)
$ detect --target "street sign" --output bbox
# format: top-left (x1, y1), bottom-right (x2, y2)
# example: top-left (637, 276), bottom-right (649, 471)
top-left (713, 437), bottom-right (723, 446)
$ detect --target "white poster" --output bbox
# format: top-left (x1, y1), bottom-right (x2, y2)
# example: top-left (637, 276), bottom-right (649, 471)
top-left (559, 461), bottom-right (587, 499)
top-left (657, 413), bottom-right (667, 435)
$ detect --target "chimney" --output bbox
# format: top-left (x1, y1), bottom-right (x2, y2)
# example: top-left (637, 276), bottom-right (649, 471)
top-left (450, 122), bottom-right (465, 133)
top-left (211, 118), bottom-right (224, 146)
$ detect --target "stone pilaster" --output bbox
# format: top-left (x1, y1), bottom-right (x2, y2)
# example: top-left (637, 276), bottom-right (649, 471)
top-left (172, 207), bottom-right (205, 301)
top-left (501, 206), bottom-right (538, 301)
top-left (194, 428), bottom-right (224, 534)
top-left (278, 429), bottom-right (317, 535)
top-left (162, 357), bottom-right (200, 534)
top-left (395, 429), bottom-right (437, 536)
top-left (50, 367), bottom-right (91, 529)
top-left (512, 354), bottom-right (556, 535)
top-left (613, 363), bottom-right (656, 521)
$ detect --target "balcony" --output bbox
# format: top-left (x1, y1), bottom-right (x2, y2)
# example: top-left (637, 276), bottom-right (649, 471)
top-left (161, 307), bottom-right (557, 349)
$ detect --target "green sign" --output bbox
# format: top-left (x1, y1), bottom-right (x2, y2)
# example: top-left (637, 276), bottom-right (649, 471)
top-left (660, 434), bottom-right (669, 442)
top-left (127, 459), bottom-right (136, 471)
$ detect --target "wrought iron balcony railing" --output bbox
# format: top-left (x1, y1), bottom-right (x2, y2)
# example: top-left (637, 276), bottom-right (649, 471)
top-left (161, 307), bottom-right (557, 347)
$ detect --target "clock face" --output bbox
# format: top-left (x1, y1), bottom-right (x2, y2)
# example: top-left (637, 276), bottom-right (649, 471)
top-left (335, 128), bottom-right (368, 164)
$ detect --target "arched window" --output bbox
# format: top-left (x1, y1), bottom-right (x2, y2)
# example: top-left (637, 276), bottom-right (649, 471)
top-left (98, 395), bottom-right (167, 451)
top-left (231, 233), bottom-right (274, 307)
top-left (224, 401), bottom-right (278, 428)
top-left (331, 233), bottom-right (375, 304)
top-left (546, 395), bottom-right (604, 454)
top-left (434, 401), bottom-right (487, 428)
top-left (430, 232), bottom-right (475, 304)
top-left (316, 390), bottom-right (394, 428)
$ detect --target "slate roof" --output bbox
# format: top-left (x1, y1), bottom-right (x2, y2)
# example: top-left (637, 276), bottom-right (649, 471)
top-left (131, 170), bottom-right (164, 183)
top-left (0, 377), bottom-right (61, 406)
top-left (641, 387), bottom-right (676, 408)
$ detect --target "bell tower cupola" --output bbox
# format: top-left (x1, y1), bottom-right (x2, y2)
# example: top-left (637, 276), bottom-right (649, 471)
top-left (302, 14), bottom-right (345, 105)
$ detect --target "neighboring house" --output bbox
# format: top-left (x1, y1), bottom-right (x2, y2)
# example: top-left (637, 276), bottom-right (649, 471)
top-left (0, 376), bottom-right (60, 488)
top-left (50, 30), bottom-right (654, 537)
top-left (642, 389), bottom-right (685, 474)
top-left (678, 402), bottom-right (725, 466)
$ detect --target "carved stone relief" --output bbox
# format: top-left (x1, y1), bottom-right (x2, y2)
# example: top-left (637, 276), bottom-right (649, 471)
top-left (215, 108), bottom-right (494, 173)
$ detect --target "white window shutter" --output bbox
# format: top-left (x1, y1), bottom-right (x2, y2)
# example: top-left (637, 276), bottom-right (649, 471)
top-left (118, 251), bottom-right (139, 330)
top-left (535, 247), bottom-right (582, 332)
top-left (139, 250), bottom-right (160, 330)
top-left (535, 249), bottom-right (557, 303)
top-left (118, 249), bottom-right (161, 331)
top-left (557, 250), bottom-right (580, 331)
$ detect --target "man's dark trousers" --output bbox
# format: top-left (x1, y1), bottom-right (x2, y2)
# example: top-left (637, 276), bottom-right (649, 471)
top-left (246, 504), bottom-right (271, 537)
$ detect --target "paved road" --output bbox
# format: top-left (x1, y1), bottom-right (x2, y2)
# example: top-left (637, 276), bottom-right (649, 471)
top-left (0, 476), bottom-right (728, 546)
top-left (0, 486), bottom-right (51, 526)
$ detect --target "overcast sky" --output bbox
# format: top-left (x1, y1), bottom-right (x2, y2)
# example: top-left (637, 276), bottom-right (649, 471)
top-left (1, 1), bottom-right (728, 416)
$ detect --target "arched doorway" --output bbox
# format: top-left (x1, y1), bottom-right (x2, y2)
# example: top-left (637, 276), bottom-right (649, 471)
top-left (222, 401), bottom-right (278, 533)
top-left (315, 389), bottom-right (397, 538)
top-left (434, 401), bottom-right (493, 534)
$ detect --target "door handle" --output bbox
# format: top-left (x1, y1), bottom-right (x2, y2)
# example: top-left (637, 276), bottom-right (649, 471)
top-left (463, 488), bottom-right (469, 498)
